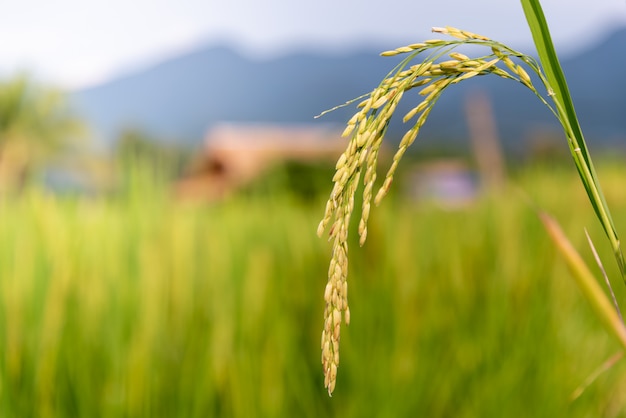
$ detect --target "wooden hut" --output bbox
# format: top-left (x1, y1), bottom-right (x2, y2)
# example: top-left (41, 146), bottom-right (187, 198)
top-left (175, 123), bottom-right (346, 200)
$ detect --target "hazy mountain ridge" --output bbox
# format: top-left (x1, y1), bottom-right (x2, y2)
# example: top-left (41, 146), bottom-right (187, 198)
top-left (73, 26), bottom-right (626, 149)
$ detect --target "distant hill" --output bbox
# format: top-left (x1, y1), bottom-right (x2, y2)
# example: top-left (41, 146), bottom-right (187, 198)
top-left (72, 26), bottom-right (626, 151)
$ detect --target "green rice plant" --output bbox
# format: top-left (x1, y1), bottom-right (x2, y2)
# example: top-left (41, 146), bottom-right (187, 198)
top-left (317, 0), bottom-right (625, 396)
top-left (1, 164), bottom-right (626, 416)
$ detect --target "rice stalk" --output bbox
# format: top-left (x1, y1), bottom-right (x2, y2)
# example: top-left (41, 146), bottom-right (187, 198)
top-left (317, 20), bottom-right (622, 395)
top-left (521, 0), bottom-right (625, 282)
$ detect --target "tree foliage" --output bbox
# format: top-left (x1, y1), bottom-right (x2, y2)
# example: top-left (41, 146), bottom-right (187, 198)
top-left (0, 74), bottom-right (85, 188)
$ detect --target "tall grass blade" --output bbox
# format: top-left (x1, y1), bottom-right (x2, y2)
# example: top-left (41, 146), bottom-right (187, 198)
top-left (539, 211), bottom-right (626, 350)
top-left (520, 0), bottom-right (626, 280)
top-left (585, 229), bottom-right (623, 324)
top-left (570, 351), bottom-right (623, 402)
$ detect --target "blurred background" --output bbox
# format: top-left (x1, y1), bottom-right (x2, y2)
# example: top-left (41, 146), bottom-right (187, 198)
top-left (1, 1), bottom-right (626, 416)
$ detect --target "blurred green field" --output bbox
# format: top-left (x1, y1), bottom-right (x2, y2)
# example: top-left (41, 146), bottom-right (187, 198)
top-left (1, 160), bottom-right (626, 417)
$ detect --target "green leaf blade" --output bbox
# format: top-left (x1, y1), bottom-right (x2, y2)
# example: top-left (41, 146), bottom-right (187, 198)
top-left (521, 0), bottom-right (626, 280)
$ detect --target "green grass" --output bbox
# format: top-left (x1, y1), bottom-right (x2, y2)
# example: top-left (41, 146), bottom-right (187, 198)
top-left (0, 161), bottom-right (625, 417)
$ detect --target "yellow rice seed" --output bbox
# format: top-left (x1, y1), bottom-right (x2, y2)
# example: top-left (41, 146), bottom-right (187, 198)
top-left (324, 316), bottom-right (333, 335)
top-left (474, 58), bottom-right (500, 72)
top-left (457, 66), bottom-right (480, 73)
top-left (375, 177), bottom-right (393, 205)
top-left (443, 26), bottom-right (468, 40)
top-left (344, 306), bottom-right (351, 325)
top-left (439, 60), bottom-right (460, 69)
top-left (395, 70), bottom-right (411, 79)
top-left (337, 171), bottom-right (349, 186)
top-left (333, 264), bottom-right (342, 281)
top-left (395, 46), bottom-right (413, 53)
top-left (410, 78), bottom-right (431, 88)
top-left (371, 95), bottom-right (388, 109)
top-left (333, 250), bottom-right (344, 270)
top-left (451, 71), bottom-right (479, 83)
top-left (357, 118), bottom-right (368, 134)
top-left (425, 69), bottom-right (445, 76)
top-left (341, 124), bottom-right (355, 138)
top-left (492, 68), bottom-right (514, 79)
top-left (356, 131), bottom-right (370, 148)
top-left (332, 309), bottom-right (341, 327)
top-left (323, 340), bottom-right (331, 360)
top-left (460, 29), bottom-right (489, 40)
top-left (502, 56), bottom-right (516, 71)
top-left (380, 50), bottom-right (400, 57)
top-left (359, 229), bottom-right (367, 247)
top-left (413, 62), bottom-right (432, 77)
top-left (385, 100), bottom-right (398, 117)
top-left (415, 100), bottom-right (429, 114)
top-left (402, 103), bottom-right (421, 123)
top-left (460, 60), bottom-right (481, 67)
top-left (330, 251), bottom-right (340, 269)
top-left (317, 220), bottom-right (326, 238)
top-left (330, 363), bottom-right (338, 380)
top-left (332, 168), bottom-right (345, 182)
top-left (516, 65), bottom-right (532, 85)
top-left (324, 282), bottom-right (333, 301)
top-left (434, 78), bottom-right (452, 88)
top-left (372, 87), bottom-right (386, 98)
top-left (347, 139), bottom-right (357, 156)
top-left (408, 42), bottom-right (426, 49)
top-left (416, 111), bottom-right (429, 128)
top-left (381, 176), bottom-right (394, 192)
top-left (358, 149), bottom-right (369, 165)
top-left (335, 153), bottom-right (347, 169)
top-left (327, 221), bottom-right (337, 240)
top-left (403, 101), bottom-right (427, 122)
top-left (424, 39), bottom-right (443, 44)
top-left (333, 323), bottom-right (341, 341)
top-left (356, 99), bottom-right (369, 108)
top-left (449, 52), bottom-right (470, 61)
top-left (361, 202), bottom-right (371, 221)
top-left (340, 259), bottom-right (348, 278)
top-left (360, 100), bottom-right (372, 115)
top-left (358, 217), bottom-right (366, 235)
top-left (418, 83), bottom-right (437, 96)
top-left (328, 379), bottom-right (336, 396)
top-left (400, 129), bottom-right (419, 147)
top-left (320, 197), bottom-right (332, 218)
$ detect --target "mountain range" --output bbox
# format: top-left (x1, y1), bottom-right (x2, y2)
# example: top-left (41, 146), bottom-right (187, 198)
top-left (72, 26), bottom-right (626, 151)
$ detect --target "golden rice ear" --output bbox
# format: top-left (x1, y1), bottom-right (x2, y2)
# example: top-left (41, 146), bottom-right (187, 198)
top-left (316, 29), bottom-right (550, 395)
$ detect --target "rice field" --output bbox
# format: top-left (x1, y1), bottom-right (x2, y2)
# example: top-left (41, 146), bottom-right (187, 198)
top-left (0, 159), bottom-right (626, 417)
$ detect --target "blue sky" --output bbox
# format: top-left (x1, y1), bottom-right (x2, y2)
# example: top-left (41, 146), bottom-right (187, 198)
top-left (1, 0), bottom-right (625, 89)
